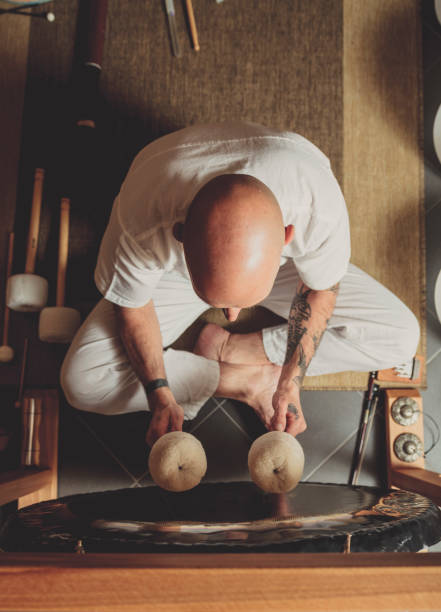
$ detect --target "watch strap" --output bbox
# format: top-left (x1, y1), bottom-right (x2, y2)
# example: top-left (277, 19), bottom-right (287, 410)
top-left (145, 378), bottom-right (169, 395)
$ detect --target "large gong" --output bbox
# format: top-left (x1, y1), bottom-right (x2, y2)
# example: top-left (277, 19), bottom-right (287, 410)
top-left (1, 482), bottom-right (440, 553)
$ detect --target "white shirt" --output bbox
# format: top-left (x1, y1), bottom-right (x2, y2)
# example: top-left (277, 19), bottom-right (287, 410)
top-left (95, 121), bottom-right (351, 308)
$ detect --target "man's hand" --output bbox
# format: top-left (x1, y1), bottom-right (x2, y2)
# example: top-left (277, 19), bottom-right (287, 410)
top-left (270, 383), bottom-right (307, 437)
top-left (271, 280), bottom-right (338, 438)
top-left (114, 302), bottom-right (185, 447)
top-left (145, 387), bottom-right (185, 447)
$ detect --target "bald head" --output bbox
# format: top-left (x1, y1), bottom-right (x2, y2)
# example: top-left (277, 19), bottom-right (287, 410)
top-left (174, 174), bottom-right (293, 313)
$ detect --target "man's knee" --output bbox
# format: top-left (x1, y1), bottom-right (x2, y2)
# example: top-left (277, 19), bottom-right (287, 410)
top-left (60, 350), bottom-right (119, 415)
top-left (357, 302), bottom-right (420, 370)
top-left (392, 304), bottom-right (420, 362)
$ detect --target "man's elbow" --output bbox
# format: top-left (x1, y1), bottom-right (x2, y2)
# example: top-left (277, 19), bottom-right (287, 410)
top-left (303, 282), bottom-right (340, 295)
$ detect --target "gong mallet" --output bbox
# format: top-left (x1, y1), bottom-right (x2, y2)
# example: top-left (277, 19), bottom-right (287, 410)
top-left (248, 431), bottom-right (305, 493)
top-left (39, 198), bottom-right (81, 343)
top-left (6, 168), bottom-right (48, 312)
top-left (0, 232), bottom-right (15, 362)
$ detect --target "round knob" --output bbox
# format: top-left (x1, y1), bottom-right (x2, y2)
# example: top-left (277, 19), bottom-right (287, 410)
top-left (391, 397), bottom-right (419, 426)
top-left (401, 405), bottom-right (413, 419)
top-left (403, 441), bottom-right (416, 455)
top-left (394, 433), bottom-right (423, 463)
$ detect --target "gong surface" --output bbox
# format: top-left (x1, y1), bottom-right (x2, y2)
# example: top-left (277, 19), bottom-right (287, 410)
top-left (1, 482), bottom-right (440, 553)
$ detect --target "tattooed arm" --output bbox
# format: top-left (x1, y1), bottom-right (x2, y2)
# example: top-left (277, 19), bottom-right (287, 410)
top-left (115, 300), bottom-right (185, 447)
top-left (270, 280), bottom-right (339, 436)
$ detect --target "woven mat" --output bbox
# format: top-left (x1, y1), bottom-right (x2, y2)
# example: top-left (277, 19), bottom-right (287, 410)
top-left (10, 0), bottom-right (424, 390)
top-left (338, 0), bottom-right (425, 389)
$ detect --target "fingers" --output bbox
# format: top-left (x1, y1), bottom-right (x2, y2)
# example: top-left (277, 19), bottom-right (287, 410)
top-left (285, 411), bottom-right (307, 437)
top-left (256, 407), bottom-right (274, 430)
top-left (169, 412), bottom-right (185, 432)
top-left (146, 410), bottom-right (170, 447)
top-left (262, 415), bottom-right (273, 431)
top-left (146, 406), bottom-right (185, 447)
top-left (271, 389), bottom-right (306, 435)
top-left (270, 408), bottom-right (286, 432)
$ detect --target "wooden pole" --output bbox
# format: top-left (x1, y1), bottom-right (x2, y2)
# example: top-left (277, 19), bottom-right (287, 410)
top-left (2, 231), bottom-right (14, 345)
top-left (24, 168), bottom-right (44, 274)
top-left (185, 0), bottom-right (200, 51)
top-left (56, 198), bottom-right (70, 308)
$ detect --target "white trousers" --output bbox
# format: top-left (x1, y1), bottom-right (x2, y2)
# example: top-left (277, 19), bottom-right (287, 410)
top-left (60, 262), bottom-right (420, 420)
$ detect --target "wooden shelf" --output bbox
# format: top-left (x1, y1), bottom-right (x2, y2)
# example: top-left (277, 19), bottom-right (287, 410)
top-left (0, 467), bottom-right (51, 507)
top-left (0, 388), bottom-right (59, 509)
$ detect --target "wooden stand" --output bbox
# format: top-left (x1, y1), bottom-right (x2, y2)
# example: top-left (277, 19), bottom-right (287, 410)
top-left (385, 388), bottom-right (441, 507)
top-left (0, 388), bottom-right (58, 509)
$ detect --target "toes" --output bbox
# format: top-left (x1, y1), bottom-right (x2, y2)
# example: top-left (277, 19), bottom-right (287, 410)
top-left (254, 408), bottom-right (273, 430)
top-left (262, 409), bottom-right (276, 430)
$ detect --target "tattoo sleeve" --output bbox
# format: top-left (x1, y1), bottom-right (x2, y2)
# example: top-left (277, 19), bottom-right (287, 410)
top-left (282, 281), bottom-right (339, 389)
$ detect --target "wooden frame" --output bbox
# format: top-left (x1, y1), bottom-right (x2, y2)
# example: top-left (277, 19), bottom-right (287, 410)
top-left (0, 552), bottom-right (440, 611)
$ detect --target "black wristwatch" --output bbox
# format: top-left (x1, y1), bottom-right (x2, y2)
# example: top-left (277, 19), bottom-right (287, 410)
top-left (144, 378), bottom-right (169, 395)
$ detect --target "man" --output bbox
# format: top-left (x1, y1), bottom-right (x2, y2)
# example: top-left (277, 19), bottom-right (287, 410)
top-left (61, 121), bottom-right (420, 447)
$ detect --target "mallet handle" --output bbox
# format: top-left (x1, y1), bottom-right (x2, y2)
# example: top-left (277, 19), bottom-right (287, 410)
top-left (185, 0), bottom-right (200, 51)
top-left (15, 337), bottom-right (28, 410)
top-left (24, 168), bottom-right (45, 274)
top-left (56, 198), bottom-right (70, 307)
top-left (2, 232), bottom-right (14, 346)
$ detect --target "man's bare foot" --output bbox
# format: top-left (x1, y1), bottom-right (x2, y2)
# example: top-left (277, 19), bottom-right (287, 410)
top-left (194, 323), bottom-right (272, 365)
top-left (243, 363), bottom-right (283, 429)
top-left (216, 361), bottom-right (282, 429)
top-left (194, 323), bottom-right (229, 361)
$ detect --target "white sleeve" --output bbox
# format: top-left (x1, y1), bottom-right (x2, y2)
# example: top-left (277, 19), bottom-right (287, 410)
top-left (291, 207), bottom-right (351, 290)
top-left (94, 202), bottom-right (164, 308)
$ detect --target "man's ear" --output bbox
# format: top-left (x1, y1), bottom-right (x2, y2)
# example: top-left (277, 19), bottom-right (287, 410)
top-left (172, 222), bottom-right (184, 243)
top-left (284, 224), bottom-right (295, 245)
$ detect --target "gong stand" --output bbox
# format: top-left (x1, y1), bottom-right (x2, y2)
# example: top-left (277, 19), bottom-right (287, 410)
top-left (384, 388), bottom-right (441, 506)
top-left (1, 480), bottom-right (441, 611)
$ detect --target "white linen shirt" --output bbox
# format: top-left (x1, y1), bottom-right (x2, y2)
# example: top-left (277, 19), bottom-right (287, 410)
top-left (94, 121), bottom-right (351, 308)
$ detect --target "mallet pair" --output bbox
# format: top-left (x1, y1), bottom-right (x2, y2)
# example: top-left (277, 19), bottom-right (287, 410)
top-left (148, 430), bottom-right (305, 494)
top-left (3, 168), bottom-right (80, 361)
